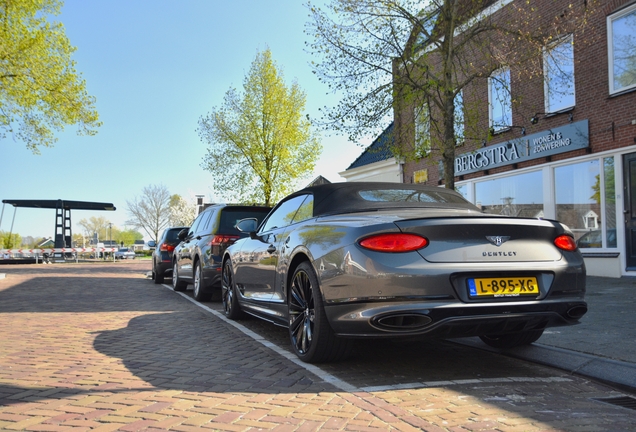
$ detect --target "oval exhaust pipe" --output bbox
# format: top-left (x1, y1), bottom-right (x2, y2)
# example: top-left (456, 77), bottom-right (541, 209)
top-left (566, 305), bottom-right (588, 319)
top-left (374, 313), bottom-right (432, 331)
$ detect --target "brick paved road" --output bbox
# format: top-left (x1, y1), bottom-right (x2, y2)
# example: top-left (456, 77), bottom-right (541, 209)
top-left (1, 261), bottom-right (636, 431)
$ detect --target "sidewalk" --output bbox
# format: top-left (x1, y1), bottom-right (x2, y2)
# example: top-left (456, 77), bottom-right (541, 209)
top-left (456, 276), bottom-right (636, 393)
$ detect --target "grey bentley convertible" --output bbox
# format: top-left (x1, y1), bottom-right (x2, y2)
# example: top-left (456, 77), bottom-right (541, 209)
top-left (221, 182), bottom-right (587, 363)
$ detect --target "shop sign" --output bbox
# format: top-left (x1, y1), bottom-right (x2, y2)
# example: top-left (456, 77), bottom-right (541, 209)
top-left (454, 120), bottom-right (589, 175)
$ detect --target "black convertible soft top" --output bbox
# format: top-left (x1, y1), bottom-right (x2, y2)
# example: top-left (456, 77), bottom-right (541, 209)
top-left (291, 182), bottom-right (480, 217)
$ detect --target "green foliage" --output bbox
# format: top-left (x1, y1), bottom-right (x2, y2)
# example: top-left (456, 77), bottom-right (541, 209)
top-left (198, 48), bottom-right (321, 206)
top-left (77, 216), bottom-right (112, 240)
top-left (0, 0), bottom-right (101, 153)
top-left (115, 229), bottom-right (143, 247)
top-left (0, 231), bottom-right (21, 249)
top-left (306, 0), bottom-right (597, 189)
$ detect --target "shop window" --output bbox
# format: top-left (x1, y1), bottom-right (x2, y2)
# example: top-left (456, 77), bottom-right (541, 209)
top-left (414, 104), bottom-right (431, 157)
top-left (456, 184), bottom-right (468, 200)
top-left (488, 68), bottom-right (512, 132)
top-left (544, 35), bottom-right (575, 113)
top-left (475, 171), bottom-right (543, 216)
top-left (555, 160), bottom-right (602, 248)
top-left (608, 4), bottom-right (636, 94)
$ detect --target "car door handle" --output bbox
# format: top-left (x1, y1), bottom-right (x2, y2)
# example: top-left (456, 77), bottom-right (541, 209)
top-left (267, 245), bottom-right (276, 254)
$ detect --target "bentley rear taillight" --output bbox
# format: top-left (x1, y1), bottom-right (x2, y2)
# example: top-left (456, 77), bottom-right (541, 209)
top-left (359, 233), bottom-right (428, 252)
top-left (554, 235), bottom-right (577, 252)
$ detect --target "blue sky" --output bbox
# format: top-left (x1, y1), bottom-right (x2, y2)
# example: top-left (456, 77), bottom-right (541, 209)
top-left (0, 0), bottom-right (366, 241)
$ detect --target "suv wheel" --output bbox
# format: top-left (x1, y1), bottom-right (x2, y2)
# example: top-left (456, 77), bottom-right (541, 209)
top-left (172, 262), bottom-right (187, 292)
top-left (193, 261), bottom-right (211, 301)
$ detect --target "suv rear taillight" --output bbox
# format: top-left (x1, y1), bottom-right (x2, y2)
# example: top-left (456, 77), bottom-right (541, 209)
top-left (209, 235), bottom-right (240, 246)
top-left (160, 244), bottom-right (175, 252)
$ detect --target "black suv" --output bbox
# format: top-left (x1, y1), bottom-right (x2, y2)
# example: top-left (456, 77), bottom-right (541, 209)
top-left (172, 204), bottom-right (271, 301)
top-left (149, 226), bottom-right (189, 284)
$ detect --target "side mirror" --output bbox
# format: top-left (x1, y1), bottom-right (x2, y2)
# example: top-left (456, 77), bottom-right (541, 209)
top-left (177, 228), bottom-right (188, 241)
top-left (147, 240), bottom-right (156, 248)
top-left (235, 218), bottom-right (258, 234)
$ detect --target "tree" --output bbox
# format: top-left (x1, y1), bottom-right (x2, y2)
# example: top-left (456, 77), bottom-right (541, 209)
top-left (0, 0), bottom-right (101, 153)
top-left (0, 231), bottom-right (21, 249)
top-left (198, 48), bottom-right (321, 206)
top-left (77, 216), bottom-right (112, 241)
top-left (306, 0), bottom-right (596, 189)
top-left (168, 194), bottom-right (197, 227)
top-left (126, 184), bottom-right (171, 242)
top-left (114, 229), bottom-right (143, 247)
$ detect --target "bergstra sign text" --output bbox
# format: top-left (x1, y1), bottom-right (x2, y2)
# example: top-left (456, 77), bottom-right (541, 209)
top-left (455, 120), bottom-right (589, 175)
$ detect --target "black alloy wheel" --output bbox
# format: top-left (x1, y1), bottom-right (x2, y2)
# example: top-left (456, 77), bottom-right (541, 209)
top-left (288, 262), bottom-right (350, 363)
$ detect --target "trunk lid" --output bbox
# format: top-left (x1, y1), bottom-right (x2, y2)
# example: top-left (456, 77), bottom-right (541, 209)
top-left (394, 216), bottom-right (566, 263)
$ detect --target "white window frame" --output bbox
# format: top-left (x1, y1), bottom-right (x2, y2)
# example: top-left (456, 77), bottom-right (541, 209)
top-left (488, 68), bottom-right (512, 133)
top-left (543, 34), bottom-right (575, 113)
top-left (608, 3), bottom-right (636, 95)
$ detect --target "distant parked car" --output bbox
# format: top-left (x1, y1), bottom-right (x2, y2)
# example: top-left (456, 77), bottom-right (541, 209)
top-left (149, 226), bottom-right (189, 284)
top-left (114, 247), bottom-right (136, 260)
top-left (172, 204), bottom-right (271, 301)
top-left (576, 228), bottom-right (617, 248)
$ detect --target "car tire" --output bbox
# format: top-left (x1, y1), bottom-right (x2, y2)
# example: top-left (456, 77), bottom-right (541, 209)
top-left (153, 264), bottom-right (164, 284)
top-left (479, 329), bottom-right (545, 349)
top-left (193, 261), bottom-right (211, 301)
top-left (172, 262), bottom-right (187, 292)
top-left (222, 259), bottom-right (245, 319)
top-left (288, 262), bottom-right (351, 363)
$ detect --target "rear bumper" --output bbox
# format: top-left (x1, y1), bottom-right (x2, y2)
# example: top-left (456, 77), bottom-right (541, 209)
top-left (324, 298), bottom-right (587, 339)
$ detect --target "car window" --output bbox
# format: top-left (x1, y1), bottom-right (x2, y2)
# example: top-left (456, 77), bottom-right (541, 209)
top-left (188, 211), bottom-right (208, 236)
top-left (291, 195), bottom-right (313, 224)
top-left (218, 208), bottom-right (271, 235)
top-left (358, 188), bottom-right (467, 203)
top-left (260, 195), bottom-right (309, 232)
top-left (166, 228), bottom-right (186, 243)
top-left (196, 209), bottom-right (216, 235)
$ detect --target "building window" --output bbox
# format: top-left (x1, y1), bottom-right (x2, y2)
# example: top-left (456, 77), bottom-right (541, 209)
top-left (454, 90), bottom-right (464, 146)
top-left (475, 171), bottom-right (543, 217)
top-left (555, 160), bottom-right (603, 248)
top-left (544, 35), bottom-right (575, 113)
top-left (608, 4), bottom-right (636, 95)
top-left (414, 104), bottom-right (430, 157)
top-left (488, 68), bottom-right (512, 133)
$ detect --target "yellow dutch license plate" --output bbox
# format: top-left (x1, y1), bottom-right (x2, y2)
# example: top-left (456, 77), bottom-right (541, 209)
top-left (468, 277), bottom-right (539, 298)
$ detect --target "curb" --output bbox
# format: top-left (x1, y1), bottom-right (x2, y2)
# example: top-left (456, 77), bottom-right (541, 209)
top-left (452, 337), bottom-right (636, 394)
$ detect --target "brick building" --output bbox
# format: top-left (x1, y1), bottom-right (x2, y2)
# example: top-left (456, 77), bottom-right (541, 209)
top-left (389, 0), bottom-right (636, 277)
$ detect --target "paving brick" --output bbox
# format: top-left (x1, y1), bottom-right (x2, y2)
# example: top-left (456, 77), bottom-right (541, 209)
top-left (2, 261), bottom-right (636, 432)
